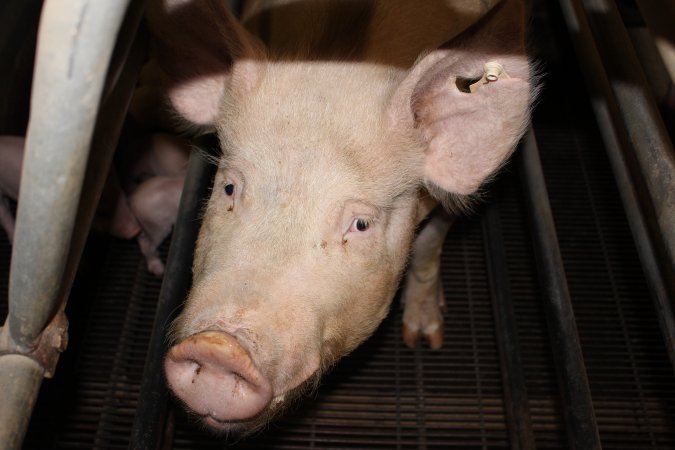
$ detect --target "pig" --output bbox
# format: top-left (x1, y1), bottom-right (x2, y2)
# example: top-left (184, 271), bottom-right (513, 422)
top-left (0, 136), bottom-right (23, 243)
top-left (0, 133), bottom-right (188, 276)
top-left (150, 0), bottom-right (536, 434)
top-left (119, 133), bottom-right (191, 275)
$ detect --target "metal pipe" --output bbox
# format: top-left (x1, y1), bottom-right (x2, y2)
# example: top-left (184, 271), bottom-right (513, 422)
top-left (0, 1), bottom-right (132, 447)
top-left (518, 128), bottom-right (601, 450)
top-left (129, 138), bottom-right (218, 450)
top-left (56, 1), bottom-right (147, 328)
top-left (482, 201), bottom-right (536, 450)
top-left (6, 0), bottom-right (132, 348)
top-left (557, 0), bottom-right (675, 372)
top-left (0, 356), bottom-right (43, 450)
top-left (576, 0), bottom-right (675, 268)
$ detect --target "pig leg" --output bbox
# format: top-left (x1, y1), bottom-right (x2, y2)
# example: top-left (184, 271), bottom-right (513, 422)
top-left (0, 136), bottom-right (25, 243)
top-left (402, 208), bottom-right (454, 350)
top-left (0, 196), bottom-right (15, 243)
top-left (127, 175), bottom-right (184, 276)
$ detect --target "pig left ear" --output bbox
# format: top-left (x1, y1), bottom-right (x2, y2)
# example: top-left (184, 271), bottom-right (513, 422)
top-left (146, 0), bottom-right (266, 127)
top-left (391, 48), bottom-right (533, 197)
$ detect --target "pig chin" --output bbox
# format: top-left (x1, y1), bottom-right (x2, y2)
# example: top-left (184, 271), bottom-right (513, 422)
top-left (193, 369), bottom-right (323, 436)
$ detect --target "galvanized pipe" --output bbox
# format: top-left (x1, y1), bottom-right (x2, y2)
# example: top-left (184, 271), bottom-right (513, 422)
top-left (0, 356), bottom-right (43, 450)
top-left (0, 0), bottom-right (132, 447)
top-left (130, 139), bottom-right (218, 450)
top-left (518, 128), bottom-right (602, 450)
top-left (482, 201), bottom-right (535, 450)
top-left (574, 0), bottom-right (675, 275)
top-left (6, 0), bottom-right (132, 347)
top-left (556, 0), bottom-right (675, 372)
top-left (55, 1), bottom-right (147, 328)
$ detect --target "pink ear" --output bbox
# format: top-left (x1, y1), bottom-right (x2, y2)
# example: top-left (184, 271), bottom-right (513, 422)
top-left (146, 0), bottom-right (266, 126)
top-left (390, 0), bottom-right (534, 196)
top-left (414, 52), bottom-right (532, 195)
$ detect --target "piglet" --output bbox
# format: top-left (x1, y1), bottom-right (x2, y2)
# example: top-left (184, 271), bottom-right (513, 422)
top-left (120, 133), bottom-right (191, 275)
top-left (0, 136), bottom-right (23, 243)
top-left (0, 133), bottom-right (189, 277)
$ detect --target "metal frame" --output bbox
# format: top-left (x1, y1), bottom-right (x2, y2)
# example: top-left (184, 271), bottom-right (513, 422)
top-left (557, 0), bottom-right (675, 371)
top-left (0, 1), bottom-right (142, 447)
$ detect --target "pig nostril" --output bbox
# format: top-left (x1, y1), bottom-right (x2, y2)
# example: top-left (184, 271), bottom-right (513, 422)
top-left (164, 331), bottom-right (273, 422)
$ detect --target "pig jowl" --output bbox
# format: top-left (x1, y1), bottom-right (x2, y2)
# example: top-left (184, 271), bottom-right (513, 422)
top-left (150, 0), bottom-right (536, 434)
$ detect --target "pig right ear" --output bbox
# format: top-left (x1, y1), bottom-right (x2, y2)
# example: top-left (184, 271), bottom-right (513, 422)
top-left (146, 0), bottom-right (266, 127)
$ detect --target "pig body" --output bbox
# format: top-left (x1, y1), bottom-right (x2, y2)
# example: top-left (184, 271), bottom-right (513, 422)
top-left (0, 136), bottom-right (24, 243)
top-left (152, 0), bottom-right (535, 434)
top-left (119, 133), bottom-right (190, 275)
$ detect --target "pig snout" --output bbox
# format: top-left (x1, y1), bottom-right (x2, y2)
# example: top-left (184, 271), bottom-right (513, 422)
top-left (164, 331), bottom-right (273, 426)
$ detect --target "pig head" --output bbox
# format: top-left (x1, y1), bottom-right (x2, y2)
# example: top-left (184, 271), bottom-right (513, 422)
top-left (149, 0), bottom-right (535, 434)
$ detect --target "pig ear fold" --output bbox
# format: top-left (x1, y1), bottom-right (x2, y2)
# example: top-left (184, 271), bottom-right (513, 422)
top-left (391, 48), bottom-right (533, 197)
top-left (146, 0), bottom-right (266, 127)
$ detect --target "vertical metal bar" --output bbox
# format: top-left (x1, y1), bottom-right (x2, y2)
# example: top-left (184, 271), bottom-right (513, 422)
top-left (6, 0), bottom-right (131, 349)
top-left (482, 202), bottom-right (536, 450)
top-left (577, 1), bottom-right (675, 267)
top-left (556, 0), bottom-right (675, 372)
top-left (518, 128), bottom-right (602, 450)
top-left (0, 356), bottom-right (43, 450)
top-left (129, 139), bottom-right (218, 450)
top-left (0, 1), bottom-right (131, 448)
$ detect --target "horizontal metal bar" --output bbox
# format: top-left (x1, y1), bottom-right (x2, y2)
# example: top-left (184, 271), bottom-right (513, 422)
top-left (518, 128), bottom-right (601, 450)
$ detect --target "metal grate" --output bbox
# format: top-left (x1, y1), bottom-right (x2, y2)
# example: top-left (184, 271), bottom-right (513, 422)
top-left (537, 122), bottom-right (675, 449)
top-left (12, 236), bottom-right (165, 450)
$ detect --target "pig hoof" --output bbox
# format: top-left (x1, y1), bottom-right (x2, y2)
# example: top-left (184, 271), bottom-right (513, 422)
top-left (165, 331), bottom-right (273, 425)
top-left (401, 271), bottom-right (445, 349)
top-left (402, 322), bottom-right (444, 350)
top-left (146, 258), bottom-right (165, 277)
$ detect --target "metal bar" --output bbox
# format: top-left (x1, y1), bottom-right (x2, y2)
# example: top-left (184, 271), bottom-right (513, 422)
top-left (129, 138), bottom-right (218, 450)
top-left (577, 0), bottom-right (675, 267)
top-left (0, 1), bottom-right (132, 447)
top-left (518, 128), bottom-right (602, 450)
top-left (557, 0), bottom-right (675, 372)
top-left (482, 201), bottom-right (536, 450)
top-left (55, 1), bottom-right (147, 332)
top-left (0, 356), bottom-right (43, 450)
top-left (6, 0), bottom-right (132, 348)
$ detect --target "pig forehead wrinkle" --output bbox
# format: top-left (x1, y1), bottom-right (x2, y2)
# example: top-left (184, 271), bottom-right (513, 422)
top-left (219, 62), bottom-right (400, 144)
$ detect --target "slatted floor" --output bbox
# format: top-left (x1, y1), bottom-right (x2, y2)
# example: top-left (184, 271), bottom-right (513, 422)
top-left (1, 0), bottom-right (674, 448)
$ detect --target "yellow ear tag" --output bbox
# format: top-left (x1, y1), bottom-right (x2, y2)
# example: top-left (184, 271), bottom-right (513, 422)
top-left (469, 61), bottom-right (511, 93)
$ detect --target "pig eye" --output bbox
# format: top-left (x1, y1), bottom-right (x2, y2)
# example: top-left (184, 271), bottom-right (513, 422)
top-left (224, 183), bottom-right (235, 196)
top-left (351, 218), bottom-right (370, 232)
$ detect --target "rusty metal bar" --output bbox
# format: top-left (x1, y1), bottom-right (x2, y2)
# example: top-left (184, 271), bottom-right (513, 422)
top-left (482, 201), bottom-right (536, 450)
top-left (557, 0), bottom-right (675, 372)
top-left (0, 1), bottom-right (134, 447)
top-left (518, 128), bottom-right (602, 450)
